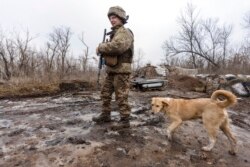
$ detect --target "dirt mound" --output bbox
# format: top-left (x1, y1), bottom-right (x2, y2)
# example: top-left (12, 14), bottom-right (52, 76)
top-left (168, 75), bottom-right (206, 92)
top-left (134, 64), bottom-right (159, 79)
top-left (59, 79), bottom-right (92, 91)
top-left (0, 82), bottom-right (59, 99)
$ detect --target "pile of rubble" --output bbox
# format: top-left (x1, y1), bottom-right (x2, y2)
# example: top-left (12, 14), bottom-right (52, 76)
top-left (131, 64), bottom-right (250, 97)
top-left (131, 64), bottom-right (167, 91)
top-left (133, 63), bottom-right (162, 79)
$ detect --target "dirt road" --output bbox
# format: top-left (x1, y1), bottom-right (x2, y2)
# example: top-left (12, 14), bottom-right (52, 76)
top-left (0, 89), bottom-right (249, 167)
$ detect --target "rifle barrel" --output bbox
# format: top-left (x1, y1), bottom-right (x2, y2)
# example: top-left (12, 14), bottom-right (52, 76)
top-left (97, 28), bottom-right (107, 89)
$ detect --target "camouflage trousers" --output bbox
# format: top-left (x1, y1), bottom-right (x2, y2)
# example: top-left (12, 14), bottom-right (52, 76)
top-left (101, 73), bottom-right (131, 117)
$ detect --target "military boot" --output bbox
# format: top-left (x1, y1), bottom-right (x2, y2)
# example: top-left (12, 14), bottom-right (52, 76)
top-left (111, 115), bottom-right (130, 130)
top-left (118, 116), bottom-right (130, 128)
top-left (92, 112), bottom-right (111, 123)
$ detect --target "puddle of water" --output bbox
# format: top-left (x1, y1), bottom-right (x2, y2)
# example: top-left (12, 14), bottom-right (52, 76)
top-left (0, 119), bottom-right (13, 128)
top-left (0, 95), bottom-right (88, 112)
top-left (79, 113), bottom-right (96, 121)
top-left (27, 114), bottom-right (41, 120)
top-left (231, 125), bottom-right (250, 143)
top-left (0, 100), bottom-right (58, 112)
top-left (63, 126), bottom-right (92, 136)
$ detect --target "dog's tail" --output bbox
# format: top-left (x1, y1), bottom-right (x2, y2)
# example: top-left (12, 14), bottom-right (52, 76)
top-left (211, 90), bottom-right (237, 108)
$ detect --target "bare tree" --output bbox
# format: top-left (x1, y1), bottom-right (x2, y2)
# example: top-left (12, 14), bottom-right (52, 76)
top-left (0, 50), bottom-right (11, 80)
top-left (0, 29), bottom-right (41, 79)
top-left (43, 36), bottom-right (59, 73)
top-left (79, 32), bottom-right (89, 72)
top-left (0, 32), bottom-right (16, 80)
top-left (243, 11), bottom-right (250, 29)
top-left (49, 26), bottom-right (72, 78)
top-left (133, 48), bottom-right (145, 71)
top-left (162, 3), bottom-right (232, 70)
top-left (14, 30), bottom-right (35, 76)
top-left (220, 24), bottom-right (232, 64)
top-left (0, 34), bottom-right (10, 80)
top-left (162, 3), bottom-right (205, 68)
top-left (202, 18), bottom-right (221, 63)
top-left (242, 11), bottom-right (250, 56)
top-left (177, 3), bottom-right (200, 68)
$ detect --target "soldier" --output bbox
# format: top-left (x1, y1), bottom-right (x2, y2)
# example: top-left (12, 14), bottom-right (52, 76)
top-left (92, 6), bottom-right (134, 128)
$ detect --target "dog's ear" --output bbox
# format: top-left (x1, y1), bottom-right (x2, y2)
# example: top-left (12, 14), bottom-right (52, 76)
top-left (151, 97), bottom-right (157, 107)
top-left (162, 100), bottom-right (169, 107)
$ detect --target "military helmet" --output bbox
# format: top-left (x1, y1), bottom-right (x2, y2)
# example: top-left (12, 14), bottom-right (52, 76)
top-left (107, 6), bottom-right (128, 23)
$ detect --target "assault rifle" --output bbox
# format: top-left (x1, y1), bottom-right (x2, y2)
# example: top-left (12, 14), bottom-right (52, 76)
top-left (97, 28), bottom-right (107, 90)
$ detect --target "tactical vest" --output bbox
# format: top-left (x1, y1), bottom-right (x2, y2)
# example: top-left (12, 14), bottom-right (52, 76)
top-left (105, 26), bottom-right (134, 74)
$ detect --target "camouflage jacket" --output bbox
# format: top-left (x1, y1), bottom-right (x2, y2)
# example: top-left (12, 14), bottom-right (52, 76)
top-left (98, 25), bottom-right (134, 74)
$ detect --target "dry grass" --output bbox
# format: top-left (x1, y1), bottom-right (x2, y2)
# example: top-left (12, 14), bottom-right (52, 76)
top-left (0, 76), bottom-right (59, 98)
top-left (0, 72), bottom-right (101, 98)
top-left (0, 81), bottom-right (60, 99)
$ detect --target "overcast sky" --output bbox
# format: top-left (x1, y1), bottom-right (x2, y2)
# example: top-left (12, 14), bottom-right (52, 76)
top-left (1, 0), bottom-right (250, 65)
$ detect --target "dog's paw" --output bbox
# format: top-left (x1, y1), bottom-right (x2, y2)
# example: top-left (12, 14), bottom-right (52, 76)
top-left (202, 146), bottom-right (212, 152)
top-left (228, 144), bottom-right (237, 155)
top-left (228, 150), bottom-right (236, 156)
top-left (166, 131), bottom-right (172, 141)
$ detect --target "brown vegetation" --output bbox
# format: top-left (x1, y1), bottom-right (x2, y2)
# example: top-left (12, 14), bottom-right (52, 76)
top-left (0, 79), bottom-right (59, 99)
top-left (0, 71), bottom-right (98, 99)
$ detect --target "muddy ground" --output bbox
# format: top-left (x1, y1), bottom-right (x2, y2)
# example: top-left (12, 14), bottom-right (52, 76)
top-left (0, 88), bottom-right (250, 167)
